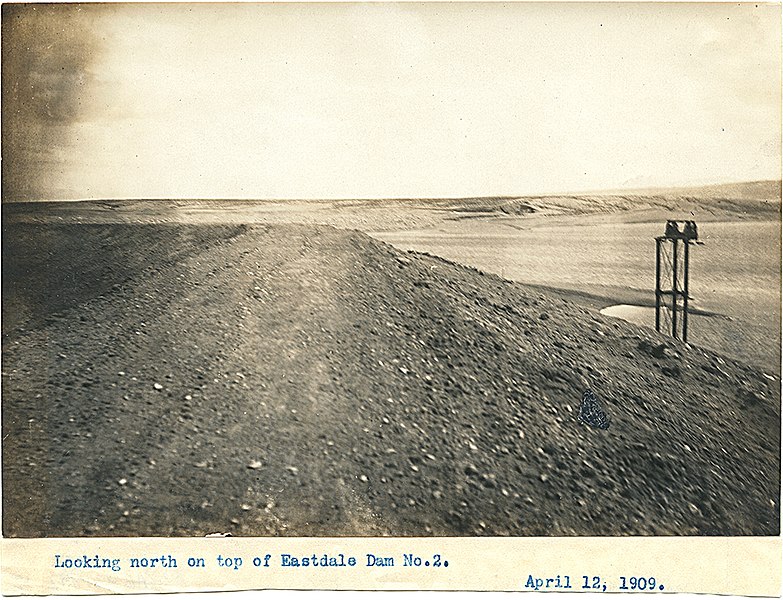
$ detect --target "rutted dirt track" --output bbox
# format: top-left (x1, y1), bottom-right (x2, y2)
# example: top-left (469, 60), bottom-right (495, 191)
top-left (2, 222), bottom-right (780, 536)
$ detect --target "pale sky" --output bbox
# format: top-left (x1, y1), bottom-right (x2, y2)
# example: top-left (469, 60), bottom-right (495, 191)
top-left (2, 2), bottom-right (781, 201)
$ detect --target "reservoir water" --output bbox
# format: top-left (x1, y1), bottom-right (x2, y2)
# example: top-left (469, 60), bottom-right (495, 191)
top-left (375, 217), bottom-right (780, 372)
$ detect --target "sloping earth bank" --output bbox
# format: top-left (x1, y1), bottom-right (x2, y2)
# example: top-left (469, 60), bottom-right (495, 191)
top-left (2, 222), bottom-right (779, 536)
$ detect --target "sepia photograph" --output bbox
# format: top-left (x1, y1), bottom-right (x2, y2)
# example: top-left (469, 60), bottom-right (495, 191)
top-left (2, 2), bottom-right (780, 541)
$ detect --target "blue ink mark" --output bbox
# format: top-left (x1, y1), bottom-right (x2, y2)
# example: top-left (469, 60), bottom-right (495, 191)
top-left (579, 389), bottom-right (611, 429)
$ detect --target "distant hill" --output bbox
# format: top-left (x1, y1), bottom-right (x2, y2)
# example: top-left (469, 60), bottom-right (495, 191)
top-left (457, 180), bottom-right (783, 220)
top-left (582, 180), bottom-right (782, 202)
top-left (684, 180), bottom-right (781, 200)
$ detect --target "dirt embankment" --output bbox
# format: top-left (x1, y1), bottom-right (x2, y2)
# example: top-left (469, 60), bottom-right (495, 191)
top-left (2, 223), bottom-right (779, 537)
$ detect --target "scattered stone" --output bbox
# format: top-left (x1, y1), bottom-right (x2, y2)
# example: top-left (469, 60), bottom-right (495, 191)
top-left (247, 460), bottom-right (263, 470)
top-left (661, 365), bottom-right (681, 378)
top-left (480, 474), bottom-right (497, 488)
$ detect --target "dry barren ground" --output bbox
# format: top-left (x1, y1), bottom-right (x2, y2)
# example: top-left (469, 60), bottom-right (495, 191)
top-left (2, 221), bottom-right (779, 537)
top-left (5, 181), bottom-right (779, 375)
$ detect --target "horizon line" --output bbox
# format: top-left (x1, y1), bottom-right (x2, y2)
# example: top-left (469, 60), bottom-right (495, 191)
top-left (3, 178), bottom-right (781, 205)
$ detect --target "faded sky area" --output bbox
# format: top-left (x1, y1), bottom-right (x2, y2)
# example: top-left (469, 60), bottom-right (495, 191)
top-left (2, 3), bottom-right (781, 201)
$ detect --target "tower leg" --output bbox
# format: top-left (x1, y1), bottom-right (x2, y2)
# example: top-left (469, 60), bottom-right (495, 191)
top-left (671, 238), bottom-right (679, 339)
top-left (655, 238), bottom-right (662, 332)
top-left (683, 241), bottom-right (690, 343)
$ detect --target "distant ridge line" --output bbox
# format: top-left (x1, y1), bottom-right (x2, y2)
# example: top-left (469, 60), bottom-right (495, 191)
top-left (2, 179), bottom-right (780, 204)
